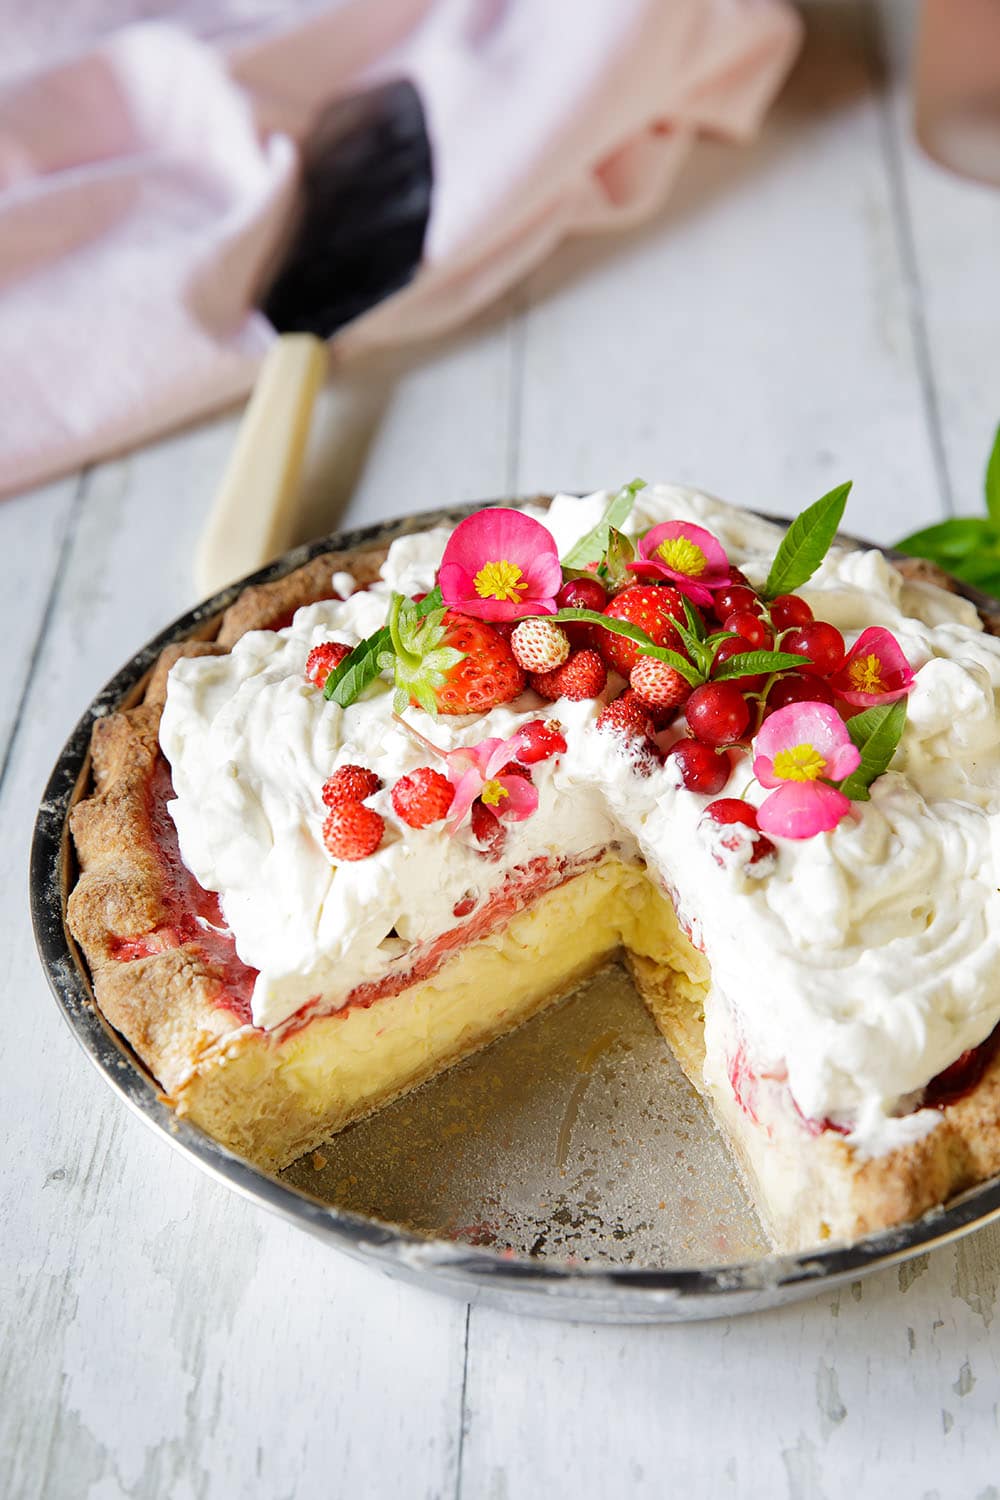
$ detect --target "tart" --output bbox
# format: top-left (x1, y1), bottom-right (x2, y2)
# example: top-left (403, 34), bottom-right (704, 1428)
top-left (67, 484), bottom-right (1000, 1253)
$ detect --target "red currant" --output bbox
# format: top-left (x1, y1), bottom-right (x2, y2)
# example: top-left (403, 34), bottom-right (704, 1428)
top-left (703, 798), bottom-right (758, 829)
top-left (557, 577), bottom-right (608, 649)
top-left (557, 577), bottom-right (608, 613)
top-left (780, 622), bottom-right (846, 677)
top-left (665, 739), bottom-right (733, 795)
top-left (685, 682), bottom-right (751, 746)
top-left (701, 799), bottom-right (775, 867)
top-left (765, 672), bottom-right (836, 715)
top-left (723, 611), bottom-right (774, 650)
top-left (711, 638), bottom-right (766, 691)
top-left (713, 585), bottom-right (761, 619)
top-left (769, 593), bottom-right (813, 631)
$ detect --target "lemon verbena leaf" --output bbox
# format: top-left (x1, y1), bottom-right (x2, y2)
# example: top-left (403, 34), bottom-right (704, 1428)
top-left (561, 480), bottom-right (646, 569)
top-left (762, 482), bottom-right (852, 599)
top-left (541, 607), bottom-right (701, 684)
top-left (323, 585), bottom-right (445, 706)
top-left (712, 650), bottom-right (810, 680)
top-left (837, 698), bottom-right (908, 801)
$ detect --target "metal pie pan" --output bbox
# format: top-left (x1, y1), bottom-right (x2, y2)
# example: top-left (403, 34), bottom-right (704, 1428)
top-left (30, 500), bottom-right (1000, 1323)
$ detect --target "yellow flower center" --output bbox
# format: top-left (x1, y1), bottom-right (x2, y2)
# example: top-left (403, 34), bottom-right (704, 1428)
top-left (480, 779), bottom-right (510, 807)
top-left (847, 653), bottom-right (885, 694)
top-left (772, 742), bottom-right (827, 782)
top-left (656, 536), bottom-right (707, 578)
top-left (474, 559), bottom-right (527, 603)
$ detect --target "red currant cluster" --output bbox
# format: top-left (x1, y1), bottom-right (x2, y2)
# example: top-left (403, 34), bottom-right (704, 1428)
top-left (556, 568), bottom-right (849, 800)
top-left (663, 574), bottom-right (846, 793)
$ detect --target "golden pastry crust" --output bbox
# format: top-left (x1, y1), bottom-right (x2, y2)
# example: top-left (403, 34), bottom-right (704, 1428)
top-left (65, 529), bottom-right (1000, 1246)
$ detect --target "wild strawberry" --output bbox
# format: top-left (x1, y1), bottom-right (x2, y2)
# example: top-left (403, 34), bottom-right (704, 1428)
top-left (430, 614), bottom-right (526, 715)
top-left (321, 764), bottom-right (382, 808)
top-left (599, 585), bottom-right (686, 675)
top-left (530, 648), bottom-right (607, 702)
top-left (629, 657), bottom-right (691, 714)
top-left (391, 767), bottom-right (454, 828)
top-left (596, 690), bottom-right (654, 740)
top-left (306, 641), bottom-right (350, 689)
top-left (510, 619), bottom-right (570, 673)
top-left (511, 718), bottom-right (567, 764)
top-left (322, 802), bottom-right (385, 861)
top-left (470, 798), bottom-right (505, 858)
top-left (700, 799), bottom-right (775, 871)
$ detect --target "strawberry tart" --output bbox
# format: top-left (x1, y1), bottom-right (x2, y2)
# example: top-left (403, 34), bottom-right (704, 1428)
top-left (67, 481), bottom-right (1000, 1252)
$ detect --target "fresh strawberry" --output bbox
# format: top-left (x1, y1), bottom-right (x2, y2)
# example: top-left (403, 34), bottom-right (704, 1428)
top-left (510, 619), bottom-right (570, 673)
top-left (306, 641), bottom-right (350, 689)
top-left (629, 657), bottom-right (691, 715)
top-left (391, 767), bottom-right (455, 828)
top-left (428, 614), bottom-right (526, 715)
top-left (321, 764), bottom-right (382, 808)
top-left (598, 585), bottom-right (686, 676)
top-left (530, 648), bottom-right (607, 702)
top-left (322, 802), bottom-right (385, 860)
top-left (511, 718), bottom-right (567, 764)
top-left (470, 798), bottom-right (505, 857)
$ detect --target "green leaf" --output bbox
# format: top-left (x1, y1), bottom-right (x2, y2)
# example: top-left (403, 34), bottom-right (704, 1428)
top-left (561, 479), bottom-right (645, 568)
top-left (323, 585), bottom-right (444, 706)
top-left (896, 516), bottom-right (990, 562)
top-left (597, 527), bottom-right (635, 591)
top-left (986, 423), bottom-right (1000, 526)
top-left (670, 600), bottom-right (714, 677)
top-left (680, 597), bottom-right (706, 642)
top-left (712, 650), bottom-right (810, 681)
top-left (837, 699), bottom-right (908, 801)
top-left (763, 482), bottom-right (852, 599)
top-left (543, 607), bottom-right (702, 685)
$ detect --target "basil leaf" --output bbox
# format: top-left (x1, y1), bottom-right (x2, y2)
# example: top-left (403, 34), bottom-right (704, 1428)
top-left (837, 699), bottom-right (908, 801)
top-left (561, 479), bottom-right (645, 568)
top-left (543, 607), bottom-right (701, 684)
top-left (986, 423), bottom-right (1000, 527)
top-left (324, 585), bottom-right (443, 705)
top-left (763, 481), bottom-right (852, 599)
top-left (712, 650), bottom-right (810, 681)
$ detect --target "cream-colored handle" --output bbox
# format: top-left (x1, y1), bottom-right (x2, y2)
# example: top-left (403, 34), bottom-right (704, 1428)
top-left (196, 334), bottom-right (327, 597)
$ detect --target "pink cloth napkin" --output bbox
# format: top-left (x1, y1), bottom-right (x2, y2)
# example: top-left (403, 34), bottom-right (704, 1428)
top-left (0, 0), bottom-right (801, 497)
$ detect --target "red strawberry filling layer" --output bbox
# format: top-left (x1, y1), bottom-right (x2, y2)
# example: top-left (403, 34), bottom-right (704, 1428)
top-left (113, 757), bottom-right (599, 1036)
top-left (728, 1025), bottom-right (1000, 1138)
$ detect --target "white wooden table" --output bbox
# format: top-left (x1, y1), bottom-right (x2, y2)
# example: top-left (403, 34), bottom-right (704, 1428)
top-left (5, 4), bottom-right (1000, 1495)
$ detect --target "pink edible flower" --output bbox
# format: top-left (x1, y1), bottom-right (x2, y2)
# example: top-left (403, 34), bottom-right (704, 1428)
top-left (438, 509), bottom-right (562, 622)
top-left (443, 732), bottom-right (539, 834)
top-left (828, 626), bottom-right (915, 707)
top-left (628, 520), bottom-right (730, 606)
top-left (752, 702), bottom-right (861, 840)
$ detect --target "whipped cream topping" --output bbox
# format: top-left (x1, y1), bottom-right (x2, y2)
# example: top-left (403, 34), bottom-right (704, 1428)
top-left (159, 485), bottom-right (1000, 1158)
